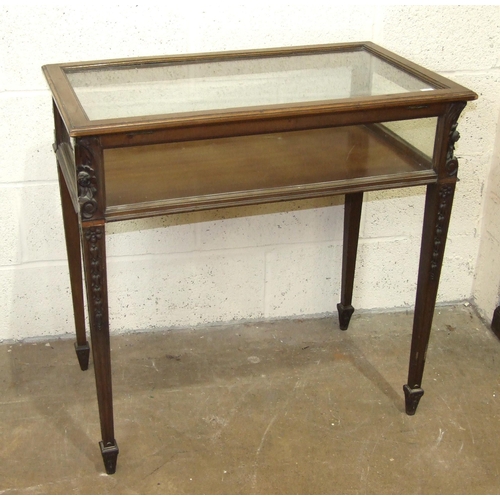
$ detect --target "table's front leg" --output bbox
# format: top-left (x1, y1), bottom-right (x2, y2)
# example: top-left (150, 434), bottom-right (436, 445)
top-left (404, 182), bottom-right (456, 414)
top-left (82, 221), bottom-right (119, 474)
top-left (337, 191), bottom-right (364, 330)
top-left (404, 101), bottom-right (466, 415)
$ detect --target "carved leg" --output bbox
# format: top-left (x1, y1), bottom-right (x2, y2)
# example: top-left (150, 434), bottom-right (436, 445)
top-left (82, 222), bottom-right (119, 474)
top-left (57, 166), bottom-right (89, 370)
top-left (404, 182), bottom-right (456, 415)
top-left (337, 191), bottom-right (363, 330)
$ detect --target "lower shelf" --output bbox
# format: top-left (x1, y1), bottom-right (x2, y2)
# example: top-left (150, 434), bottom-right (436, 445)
top-left (103, 124), bottom-right (436, 220)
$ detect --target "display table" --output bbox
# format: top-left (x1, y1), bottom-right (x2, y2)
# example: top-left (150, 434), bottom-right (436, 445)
top-left (42, 42), bottom-right (477, 474)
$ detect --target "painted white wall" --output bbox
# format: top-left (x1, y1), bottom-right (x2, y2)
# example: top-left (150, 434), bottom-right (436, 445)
top-left (473, 118), bottom-right (500, 320)
top-left (0, 3), bottom-right (498, 341)
top-left (373, 5), bottom-right (500, 322)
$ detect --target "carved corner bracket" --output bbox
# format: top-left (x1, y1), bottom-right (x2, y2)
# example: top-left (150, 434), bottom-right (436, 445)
top-left (427, 102), bottom-right (465, 281)
top-left (76, 139), bottom-right (101, 220)
top-left (444, 102), bottom-right (466, 179)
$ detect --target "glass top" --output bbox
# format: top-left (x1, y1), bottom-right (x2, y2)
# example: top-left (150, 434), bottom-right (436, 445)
top-left (65, 48), bottom-right (435, 121)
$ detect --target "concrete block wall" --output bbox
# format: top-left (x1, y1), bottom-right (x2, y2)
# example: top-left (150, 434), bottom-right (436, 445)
top-left (1, 4), bottom-right (498, 341)
top-left (373, 5), bottom-right (500, 322)
top-left (473, 120), bottom-right (500, 319)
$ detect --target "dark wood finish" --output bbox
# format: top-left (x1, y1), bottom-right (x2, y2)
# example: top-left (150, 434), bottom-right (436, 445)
top-left (57, 165), bottom-right (89, 370)
top-left (54, 102), bottom-right (89, 370)
top-left (81, 222), bottom-right (118, 474)
top-left (433, 102), bottom-right (467, 180)
top-left (42, 43), bottom-right (476, 138)
top-left (403, 385), bottom-right (425, 415)
top-left (99, 101), bottom-right (446, 150)
top-left (491, 307), bottom-right (500, 340)
top-left (404, 182), bottom-right (456, 414)
top-left (75, 137), bottom-right (106, 221)
top-left (337, 192), bottom-right (364, 330)
top-left (43, 43), bottom-right (477, 473)
top-left (404, 102), bottom-right (465, 415)
top-left (103, 125), bottom-right (434, 221)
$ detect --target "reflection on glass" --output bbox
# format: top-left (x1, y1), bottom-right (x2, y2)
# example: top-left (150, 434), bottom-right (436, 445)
top-left (66, 49), bottom-right (435, 121)
top-left (379, 117), bottom-right (437, 159)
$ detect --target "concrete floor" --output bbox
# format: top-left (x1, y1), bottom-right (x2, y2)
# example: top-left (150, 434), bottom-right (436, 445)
top-left (1, 304), bottom-right (500, 494)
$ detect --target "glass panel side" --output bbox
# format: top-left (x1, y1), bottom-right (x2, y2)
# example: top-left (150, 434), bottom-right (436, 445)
top-left (66, 50), bottom-right (435, 121)
top-left (375, 117), bottom-right (437, 160)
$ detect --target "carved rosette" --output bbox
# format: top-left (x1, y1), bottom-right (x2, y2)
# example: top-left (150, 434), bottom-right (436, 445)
top-left (430, 184), bottom-right (454, 281)
top-left (84, 226), bottom-right (105, 331)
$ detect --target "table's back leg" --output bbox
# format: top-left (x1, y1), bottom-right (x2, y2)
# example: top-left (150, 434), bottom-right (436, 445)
top-left (57, 165), bottom-right (90, 371)
top-left (337, 191), bottom-right (364, 330)
top-left (404, 182), bottom-right (456, 415)
top-left (81, 222), bottom-right (119, 474)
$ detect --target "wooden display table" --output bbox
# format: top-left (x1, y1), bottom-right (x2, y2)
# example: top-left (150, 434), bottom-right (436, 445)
top-left (43, 42), bottom-right (477, 473)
